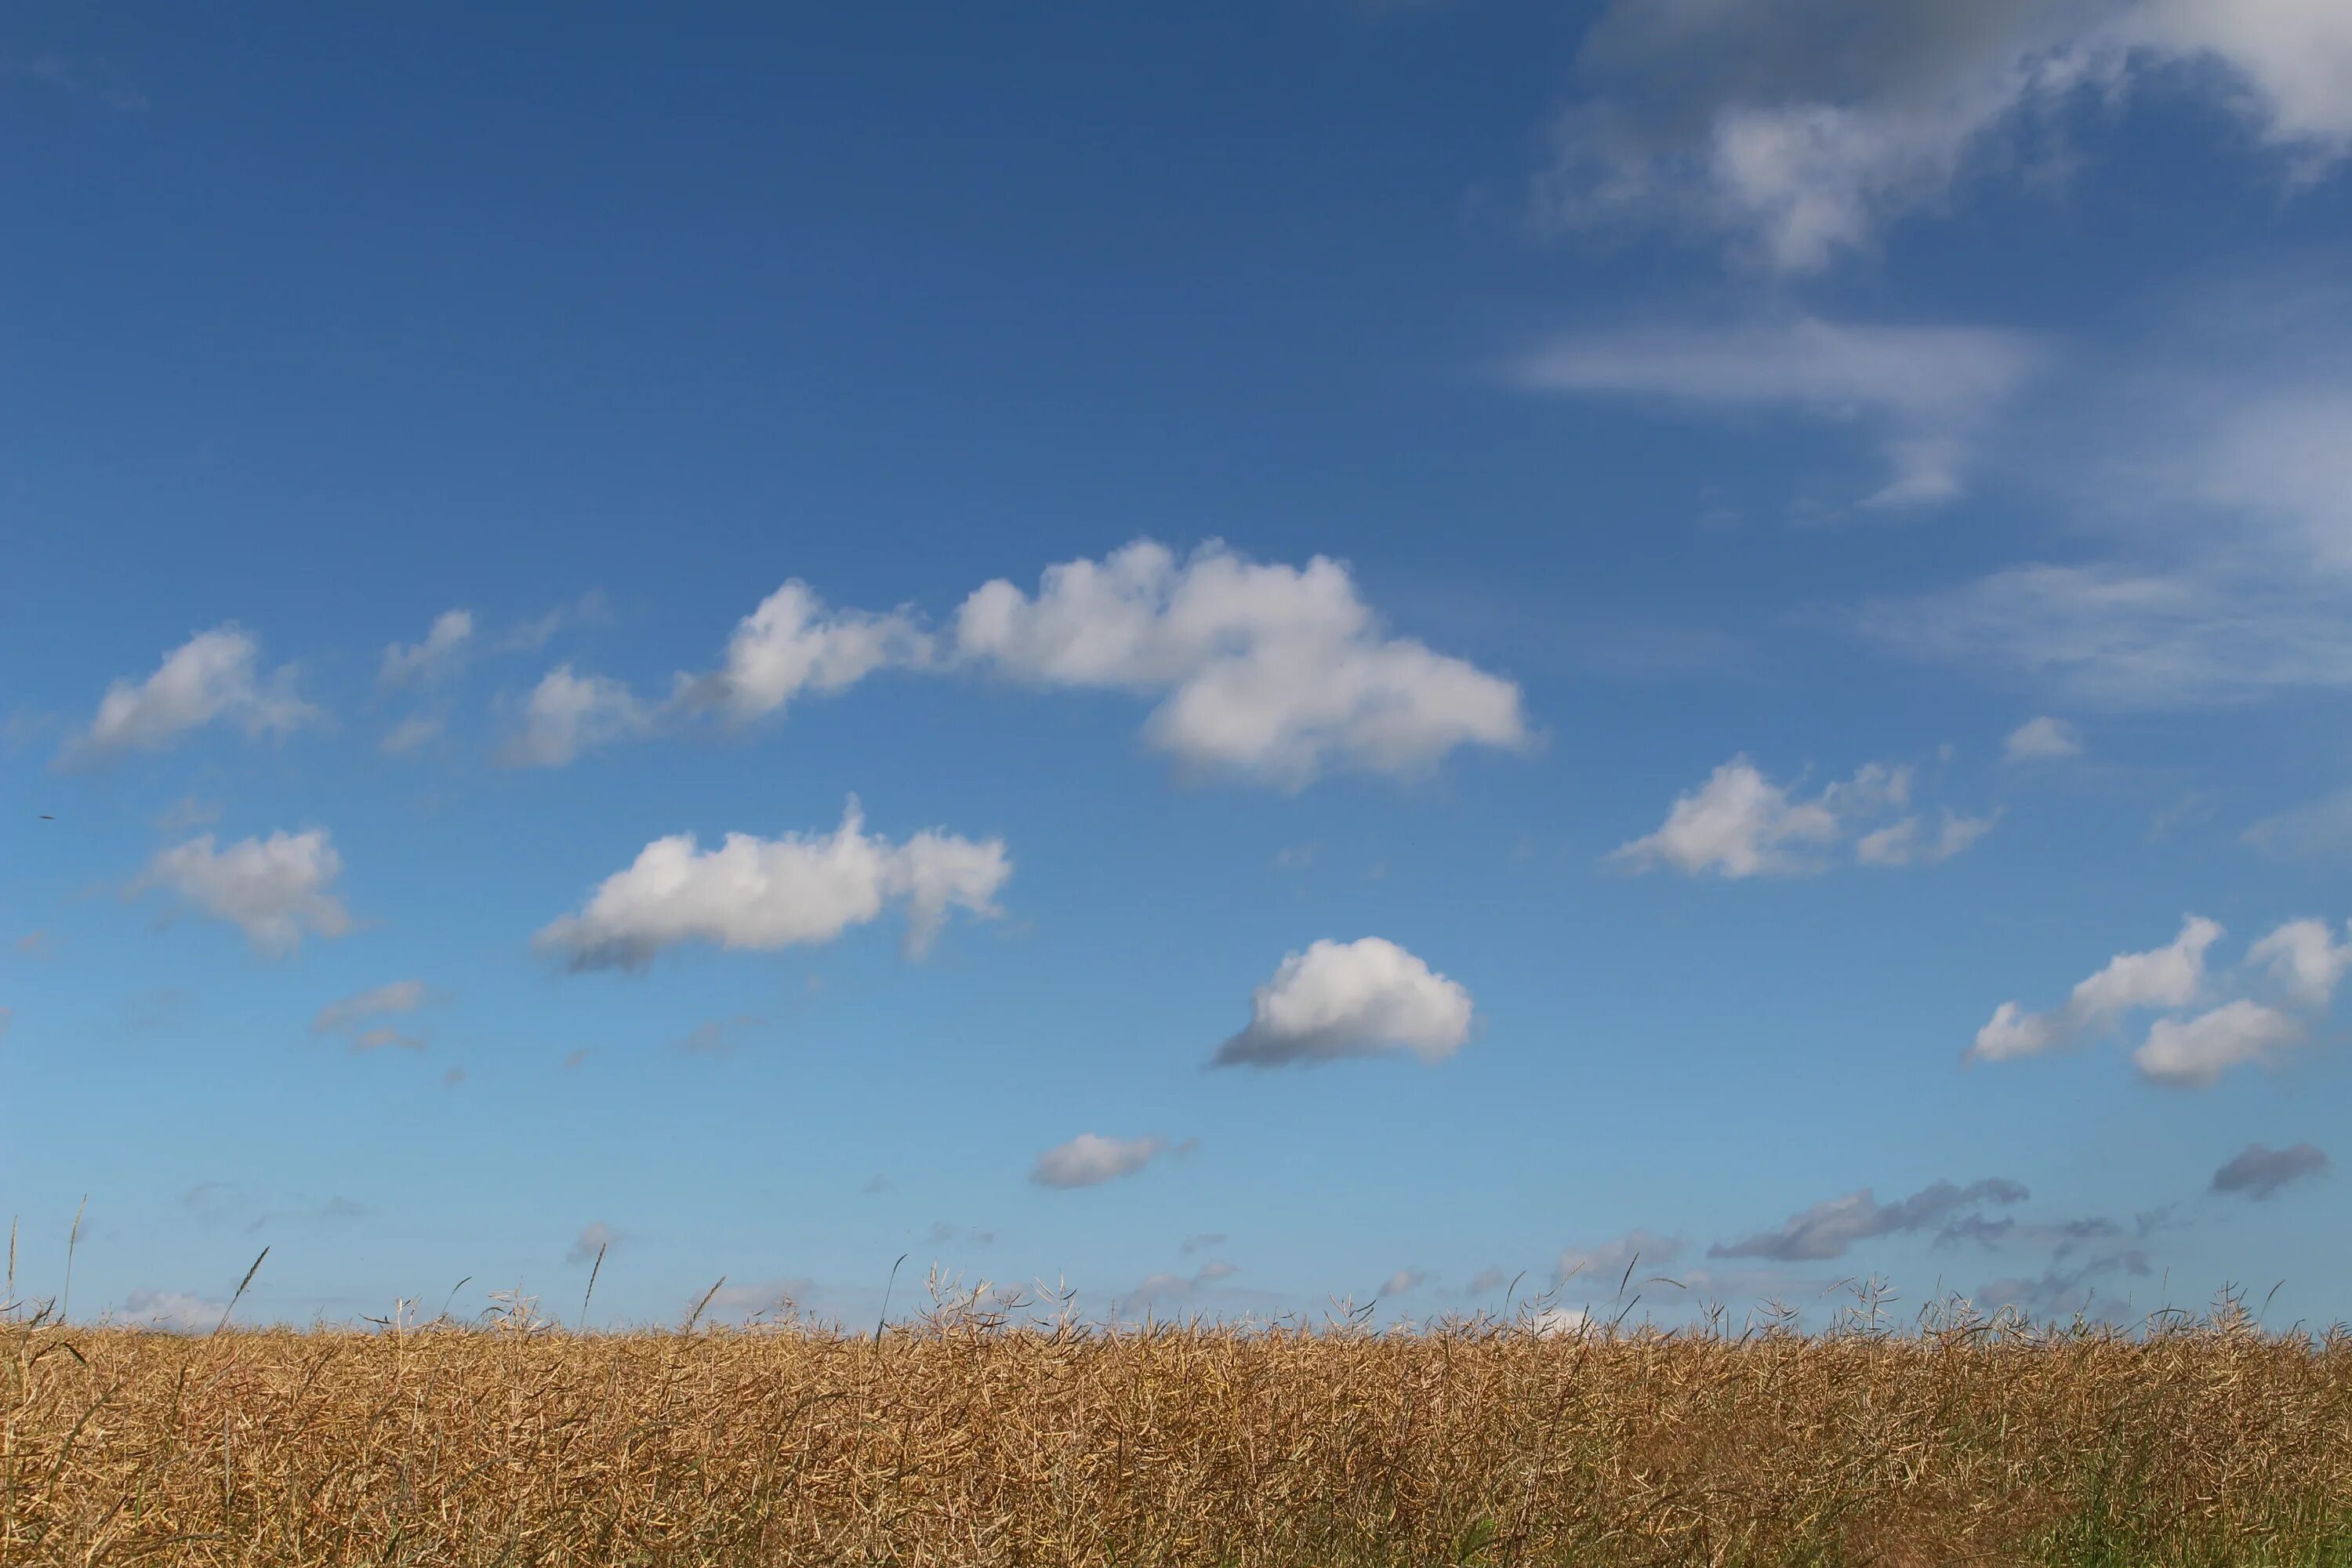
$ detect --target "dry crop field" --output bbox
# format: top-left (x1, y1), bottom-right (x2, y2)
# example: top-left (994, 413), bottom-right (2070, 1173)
top-left (5, 1290), bottom-right (2351, 1567)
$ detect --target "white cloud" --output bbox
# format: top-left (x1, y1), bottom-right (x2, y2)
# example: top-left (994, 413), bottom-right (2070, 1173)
top-left (1969, 915), bottom-right (2220, 1063)
top-left (567, 1221), bottom-right (620, 1265)
top-left (672, 580), bottom-right (931, 722)
top-left (1515, 319), bottom-right (2044, 507)
top-left (2131, 0), bottom-right (2352, 158)
top-left (675, 1014), bottom-right (768, 1057)
top-left (2245, 789), bottom-right (2352, 861)
top-left (378, 714), bottom-right (445, 756)
top-left (1380, 1269), bottom-right (1432, 1297)
top-left (311, 979), bottom-right (429, 1036)
top-left (1031, 1133), bottom-right (1179, 1189)
top-left (350, 1025), bottom-right (425, 1053)
top-left (1212, 936), bottom-right (1474, 1068)
top-left (497, 666), bottom-right (652, 768)
top-left (2132, 999), bottom-right (2303, 1087)
top-left (62, 626), bottom-right (318, 766)
top-left (955, 541), bottom-right (1526, 784)
top-left (1555, 1229), bottom-right (1685, 1293)
top-left (501, 583), bottom-right (925, 766)
top-left (380, 610), bottom-right (475, 686)
top-left (1541, 0), bottom-right (2352, 272)
top-left (534, 798), bottom-right (1008, 971)
top-left (1613, 757), bottom-right (1839, 877)
top-left (1859, 563), bottom-right (2352, 708)
top-left (1614, 755), bottom-right (1978, 877)
top-left (1972, 915), bottom-right (2343, 1086)
top-left (499, 547), bottom-right (1524, 785)
top-left (135, 830), bottom-right (352, 956)
top-left (2004, 716), bottom-right (2084, 761)
top-left (1854, 809), bottom-right (1998, 867)
top-left (114, 1289), bottom-right (227, 1333)
top-left (2245, 919), bottom-right (2352, 1007)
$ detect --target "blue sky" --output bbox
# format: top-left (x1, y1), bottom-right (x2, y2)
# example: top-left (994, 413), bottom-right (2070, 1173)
top-left (5, 0), bottom-right (2352, 1333)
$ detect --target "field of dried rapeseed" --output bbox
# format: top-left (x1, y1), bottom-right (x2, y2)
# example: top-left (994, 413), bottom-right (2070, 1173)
top-left (5, 1284), bottom-right (2350, 1566)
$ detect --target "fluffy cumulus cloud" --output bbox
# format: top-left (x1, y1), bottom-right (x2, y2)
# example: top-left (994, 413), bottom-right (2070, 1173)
top-left (2247, 918), bottom-right (2352, 1007)
top-left (1538, 0), bottom-right (2352, 273)
top-left (1030, 1133), bottom-right (1185, 1189)
top-left (1711, 1178), bottom-right (2030, 1262)
top-left (135, 830), bottom-right (352, 956)
top-left (2133, 999), bottom-right (2303, 1087)
top-left (500, 582), bottom-right (928, 766)
top-left (534, 799), bottom-right (1009, 971)
top-left (1211, 937), bottom-right (1475, 1069)
top-left (499, 546), bottom-right (1524, 785)
top-left (954, 541), bottom-right (1527, 785)
top-left (497, 666), bottom-right (652, 768)
top-left (1514, 318), bottom-right (2044, 507)
top-left (1972, 915), bottom-right (2346, 1085)
top-left (672, 580), bottom-right (931, 723)
top-left (62, 626), bottom-right (318, 767)
top-left (1969, 915), bottom-right (2220, 1062)
top-left (1613, 756), bottom-right (1987, 877)
top-left (2210, 1142), bottom-right (2331, 1200)
top-left (2004, 716), bottom-right (2084, 761)
top-left (379, 609), bottom-right (475, 685)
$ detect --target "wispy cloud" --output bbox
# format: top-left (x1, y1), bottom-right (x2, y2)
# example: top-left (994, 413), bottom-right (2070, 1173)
top-left (1514, 318), bottom-right (2043, 508)
top-left (1534, 0), bottom-right (2352, 273)
top-left (61, 627), bottom-right (318, 768)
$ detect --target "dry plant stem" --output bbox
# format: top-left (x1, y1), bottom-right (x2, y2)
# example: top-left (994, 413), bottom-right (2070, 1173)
top-left (1, 1291), bottom-right (2349, 1566)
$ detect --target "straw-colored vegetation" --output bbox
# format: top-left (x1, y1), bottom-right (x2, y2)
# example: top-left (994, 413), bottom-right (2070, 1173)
top-left (5, 1278), bottom-right (2351, 1566)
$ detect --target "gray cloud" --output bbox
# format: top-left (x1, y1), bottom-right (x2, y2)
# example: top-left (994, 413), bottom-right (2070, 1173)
top-left (2210, 1142), bottom-right (2330, 1201)
top-left (1711, 1178), bottom-right (2031, 1261)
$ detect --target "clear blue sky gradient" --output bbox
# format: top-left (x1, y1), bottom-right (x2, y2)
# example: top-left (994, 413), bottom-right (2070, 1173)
top-left (5, 0), bottom-right (2350, 1330)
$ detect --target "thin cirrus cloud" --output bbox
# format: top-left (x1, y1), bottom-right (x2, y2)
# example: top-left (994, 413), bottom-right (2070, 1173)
top-left (1857, 561), bottom-right (2352, 710)
top-left (310, 980), bottom-right (431, 1051)
top-left (379, 609), bottom-right (475, 686)
top-left (1030, 1133), bottom-right (1192, 1189)
top-left (1969, 915), bottom-right (2350, 1085)
top-left (499, 542), bottom-right (1527, 786)
top-left (1708, 1178), bottom-right (2031, 1263)
top-left (1534, 0), bottom-right (2352, 274)
top-left (132, 829), bottom-right (352, 957)
top-left (1210, 936), bottom-right (1475, 1069)
top-left (1611, 755), bottom-right (1991, 877)
top-left (60, 626), bottom-right (318, 768)
top-left (1512, 318), bottom-right (2045, 509)
top-left (534, 798), bottom-right (1009, 972)
top-left (2209, 1142), bottom-right (2331, 1202)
